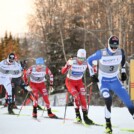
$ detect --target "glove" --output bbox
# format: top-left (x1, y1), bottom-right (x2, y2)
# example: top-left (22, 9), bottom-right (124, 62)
top-left (121, 73), bottom-right (127, 81)
top-left (67, 58), bottom-right (73, 66)
top-left (90, 75), bottom-right (99, 83)
top-left (25, 86), bottom-right (32, 92)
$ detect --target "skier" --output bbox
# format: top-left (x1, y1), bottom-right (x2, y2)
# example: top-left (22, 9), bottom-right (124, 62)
top-left (3, 54), bottom-right (22, 108)
top-left (87, 35), bottom-right (134, 134)
top-left (0, 53), bottom-right (31, 114)
top-left (19, 60), bottom-right (44, 110)
top-left (24, 57), bottom-right (57, 118)
top-left (61, 49), bottom-right (94, 125)
top-left (3, 55), bottom-right (34, 109)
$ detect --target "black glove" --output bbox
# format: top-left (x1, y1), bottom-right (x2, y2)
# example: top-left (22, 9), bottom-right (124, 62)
top-left (121, 73), bottom-right (127, 81)
top-left (90, 75), bottom-right (99, 83)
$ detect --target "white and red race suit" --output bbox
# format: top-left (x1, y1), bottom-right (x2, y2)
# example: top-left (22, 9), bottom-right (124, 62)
top-left (24, 64), bottom-right (53, 109)
top-left (61, 57), bottom-right (88, 110)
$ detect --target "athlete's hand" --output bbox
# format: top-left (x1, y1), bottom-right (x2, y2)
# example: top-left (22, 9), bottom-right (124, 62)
top-left (67, 58), bottom-right (73, 66)
top-left (25, 86), bottom-right (32, 92)
top-left (90, 75), bottom-right (99, 83)
top-left (121, 73), bottom-right (127, 81)
top-left (121, 68), bottom-right (127, 81)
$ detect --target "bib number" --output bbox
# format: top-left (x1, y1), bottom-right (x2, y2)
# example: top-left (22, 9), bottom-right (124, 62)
top-left (109, 66), bottom-right (114, 71)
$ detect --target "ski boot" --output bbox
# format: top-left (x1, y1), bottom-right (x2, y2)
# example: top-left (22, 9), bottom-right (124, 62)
top-left (105, 122), bottom-right (112, 134)
top-left (8, 103), bottom-right (15, 114)
top-left (82, 110), bottom-right (94, 125)
top-left (47, 108), bottom-right (58, 118)
top-left (105, 118), bottom-right (112, 134)
top-left (75, 108), bottom-right (82, 123)
top-left (32, 106), bottom-right (37, 118)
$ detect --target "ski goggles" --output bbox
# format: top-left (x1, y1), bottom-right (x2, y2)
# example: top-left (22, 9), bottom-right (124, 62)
top-left (7, 58), bottom-right (14, 63)
top-left (77, 57), bottom-right (86, 61)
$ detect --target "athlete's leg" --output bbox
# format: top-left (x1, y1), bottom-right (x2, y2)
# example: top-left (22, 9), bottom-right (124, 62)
top-left (39, 84), bottom-right (50, 109)
top-left (39, 82), bottom-right (57, 118)
top-left (30, 82), bottom-right (38, 105)
top-left (2, 77), bottom-right (14, 114)
top-left (111, 79), bottom-right (134, 116)
top-left (78, 83), bottom-right (87, 110)
top-left (65, 78), bottom-right (80, 109)
top-left (11, 80), bottom-right (18, 108)
top-left (30, 82), bottom-right (38, 118)
top-left (76, 81), bottom-right (94, 125)
top-left (99, 79), bottom-right (112, 133)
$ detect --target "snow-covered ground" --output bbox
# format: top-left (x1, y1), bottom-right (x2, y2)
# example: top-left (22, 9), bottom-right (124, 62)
top-left (0, 106), bottom-right (134, 134)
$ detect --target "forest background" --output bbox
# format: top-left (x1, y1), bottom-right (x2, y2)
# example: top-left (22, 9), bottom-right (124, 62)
top-left (0, 0), bottom-right (134, 106)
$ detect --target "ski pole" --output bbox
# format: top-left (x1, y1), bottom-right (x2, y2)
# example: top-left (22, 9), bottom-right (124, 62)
top-left (85, 82), bottom-right (93, 89)
top-left (17, 91), bottom-right (30, 116)
top-left (63, 91), bottom-right (69, 123)
top-left (41, 103), bottom-right (46, 117)
top-left (28, 91), bottom-right (46, 116)
top-left (87, 84), bottom-right (92, 113)
top-left (27, 92), bottom-right (44, 111)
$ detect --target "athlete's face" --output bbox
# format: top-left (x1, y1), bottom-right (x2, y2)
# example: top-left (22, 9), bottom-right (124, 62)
top-left (77, 57), bottom-right (86, 65)
top-left (7, 58), bottom-right (15, 64)
top-left (36, 65), bottom-right (43, 71)
top-left (111, 46), bottom-right (118, 52)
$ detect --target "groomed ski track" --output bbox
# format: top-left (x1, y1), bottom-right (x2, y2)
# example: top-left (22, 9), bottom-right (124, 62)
top-left (0, 106), bottom-right (133, 134)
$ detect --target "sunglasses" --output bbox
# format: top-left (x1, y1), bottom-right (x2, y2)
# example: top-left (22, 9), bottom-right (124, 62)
top-left (111, 46), bottom-right (118, 49)
top-left (77, 57), bottom-right (86, 61)
top-left (9, 60), bottom-right (14, 63)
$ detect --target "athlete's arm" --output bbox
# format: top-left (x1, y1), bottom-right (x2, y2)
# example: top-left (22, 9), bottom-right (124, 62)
top-left (46, 67), bottom-right (53, 86)
top-left (61, 58), bottom-right (72, 74)
top-left (87, 50), bottom-right (102, 76)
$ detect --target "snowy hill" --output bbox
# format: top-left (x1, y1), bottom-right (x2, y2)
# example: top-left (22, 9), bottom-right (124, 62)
top-left (0, 106), bottom-right (134, 134)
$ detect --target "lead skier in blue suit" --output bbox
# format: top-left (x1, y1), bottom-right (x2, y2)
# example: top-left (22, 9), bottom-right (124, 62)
top-left (87, 35), bottom-right (134, 134)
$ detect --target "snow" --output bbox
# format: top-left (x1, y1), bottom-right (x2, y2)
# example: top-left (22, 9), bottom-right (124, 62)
top-left (0, 106), bottom-right (134, 134)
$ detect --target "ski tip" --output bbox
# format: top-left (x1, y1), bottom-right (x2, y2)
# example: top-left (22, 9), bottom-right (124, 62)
top-left (120, 128), bottom-right (134, 132)
top-left (52, 110), bottom-right (59, 112)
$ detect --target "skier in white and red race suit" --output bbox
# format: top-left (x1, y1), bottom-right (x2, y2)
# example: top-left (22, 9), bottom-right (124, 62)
top-left (24, 57), bottom-right (57, 119)
top-left (61, 49), bottom-right (94, 125)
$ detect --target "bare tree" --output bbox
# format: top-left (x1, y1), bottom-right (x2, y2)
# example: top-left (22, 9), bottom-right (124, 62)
top-left (27, 0), bottom-right (134, 60)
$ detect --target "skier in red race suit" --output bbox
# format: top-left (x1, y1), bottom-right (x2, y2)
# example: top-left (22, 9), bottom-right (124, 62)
top-left (61, 49), bottom-right (94, 125)
top-left (24, 57), bottom-right (57, 119)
